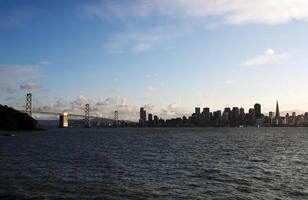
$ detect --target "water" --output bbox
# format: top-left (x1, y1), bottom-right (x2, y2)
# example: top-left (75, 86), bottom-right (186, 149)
top-left (1, 128), bottom-right (308, 200)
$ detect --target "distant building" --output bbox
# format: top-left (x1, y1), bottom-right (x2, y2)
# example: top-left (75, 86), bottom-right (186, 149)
top-left (269, 111), bottom-right (274, 125)
top-left (285, 113), bottom-right (290, 125)
top-left (275, 101), bottom-right (280, 125)
top-left (202, 107), bottom-right (210, 122)
top-left (269, 112), bottom-right (274, 118)
top-left (222, 111), bottom-right (229, 127)
top-left (195, 107), bottom-right (201, 115)
top-left (256, 118), bottom-right (265, 127)
top-left (231, 107), bottom-right (240, 127)
top-left (254, 103), bottom-right (261, 119)
top-left (305, 112), bottom-right (308, 122)
top-left (139, 107), bottom-right (146, 123)
top-left (239, 107), bottom-right (245, 126)
top-left (153, 115), bottom-right (159, 125)
top-left (224, 107), bottom-right (231, 113)
top-left (148, 113), bottom-right (153, 122)
top-left (291, 112), bottom-right (296, 125)
top-left (248, 108), bottom-right (256, 126)
top-left (213, 110), bottom-right (221, 126)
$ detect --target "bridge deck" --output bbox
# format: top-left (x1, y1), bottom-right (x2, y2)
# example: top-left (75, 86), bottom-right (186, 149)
top-left (19, 110), bottom-right (134, 123)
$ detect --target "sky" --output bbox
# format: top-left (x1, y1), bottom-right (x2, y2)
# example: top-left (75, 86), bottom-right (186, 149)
top-left (1, 0), bottom-right (308, 120)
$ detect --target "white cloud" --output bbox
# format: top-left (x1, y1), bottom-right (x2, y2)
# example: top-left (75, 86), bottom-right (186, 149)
top-left (82, 1), bottom-right (308, 53)
top-left (107, 27), bottom-right (178, 53)
top-left (37, 100), bottom-right (69, 113)
top-left (146, 83), bottom-right (166, 97)
top-left (224, 80), bottom-right (236, 85)
top-left (96, 96), bottom-right (138, 119)
top-left (167, 0), bottom-right (308, 25)
top-left (241, 49), bottom-right (286, 67)
top-left (160, 102), bottom-right (187, 118)
top-left (71, 96), bottom-right (88, 111)
top-left (147, 85), bottom-right (159, 93)
top-left (144, 104), bottom-right (156, 113)
top-left (82, 0), bottom-right (308, 26)
top-left (145, 73), bottom-right (159, 79)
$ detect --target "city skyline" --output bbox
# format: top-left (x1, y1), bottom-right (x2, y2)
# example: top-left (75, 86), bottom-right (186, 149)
top-left (139, 100), bottom-right (308, 127)
top-left (1, 0), bottom-right (308, 120)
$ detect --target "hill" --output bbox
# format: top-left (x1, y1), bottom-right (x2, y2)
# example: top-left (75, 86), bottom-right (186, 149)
top-left (0, 105), bottom-right (39, 131)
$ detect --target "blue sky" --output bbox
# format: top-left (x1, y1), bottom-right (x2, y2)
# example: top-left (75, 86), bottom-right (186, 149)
top-left (1, 0), bottom-right (308, 120)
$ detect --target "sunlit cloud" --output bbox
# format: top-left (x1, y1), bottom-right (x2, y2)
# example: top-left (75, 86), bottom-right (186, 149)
top-left (160, 102), bottom-right (188, 118)
top-left (19, 83), bottom-right (41, 90)
top-left (96, 96), bottom-right (138, 119)
top-left (241, 49), bottom-right (287, 67)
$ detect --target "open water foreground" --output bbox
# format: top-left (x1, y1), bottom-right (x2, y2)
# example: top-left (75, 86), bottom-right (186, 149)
top-left (0, 128), bottom-right (308, 200)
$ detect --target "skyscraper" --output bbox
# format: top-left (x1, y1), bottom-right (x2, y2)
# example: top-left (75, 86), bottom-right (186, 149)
top-left (275, 101), bottom-right (280, 125)
top-left (275, 101), bottom-right (280, 119)
top-left (139, 107), bottom-right (146, 123)
top-left (254, 103), bottom-right (261, 119)
top-left (269, 111), bottom-right (274, 126)
top-left (213, 110), bottom-right (222, 126)
top-left (195, 107), bottom-right (201, 115)
top-left (148, 113), bottom-right (153, 122)
top-left (239, 107), bottom-right (245, 126)
top-left (248, 108), bottom-right (256, 126)
top-left (231, 107), bottom-right (240, 127)
top-left (202, 107), bottom-right (210, 124)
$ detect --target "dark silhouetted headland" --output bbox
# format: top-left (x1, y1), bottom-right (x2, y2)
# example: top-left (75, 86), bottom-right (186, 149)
top-left (0, 105), bottom-right (40, 131)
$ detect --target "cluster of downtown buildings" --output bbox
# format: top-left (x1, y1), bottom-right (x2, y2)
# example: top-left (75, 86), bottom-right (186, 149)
top-left (139, 101), bottom-right (308, 127)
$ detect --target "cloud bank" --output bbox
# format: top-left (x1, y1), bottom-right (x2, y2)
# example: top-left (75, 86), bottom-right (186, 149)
top-left (83, 0), bottom-right (308, 25)
top-left (82, 0), bottom-right (308, 53)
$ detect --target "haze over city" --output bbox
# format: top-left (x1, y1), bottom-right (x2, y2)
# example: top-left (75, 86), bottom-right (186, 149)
top-left (1, 0), bottom-right (308, 120)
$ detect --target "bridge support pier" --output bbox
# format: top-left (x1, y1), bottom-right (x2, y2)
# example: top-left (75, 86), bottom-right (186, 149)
top-left (59, 113), bottom-right (69, 128)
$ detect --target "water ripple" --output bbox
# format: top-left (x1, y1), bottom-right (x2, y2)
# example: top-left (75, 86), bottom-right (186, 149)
top-left (1, 127), bottom-right (308, 199)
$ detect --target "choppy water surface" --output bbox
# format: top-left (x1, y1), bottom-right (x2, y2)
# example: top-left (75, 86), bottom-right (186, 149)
top-left (1, 128), bottom-right (308, 199)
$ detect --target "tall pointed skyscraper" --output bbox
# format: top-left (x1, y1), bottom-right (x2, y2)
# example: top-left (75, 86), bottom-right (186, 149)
top-left (275, 101), bottom-right (280, 119)
top-left (275, 101), bottom-right (280, 126)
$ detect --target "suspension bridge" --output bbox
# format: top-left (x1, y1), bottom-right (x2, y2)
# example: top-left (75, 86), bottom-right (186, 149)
top-left (20, 93), bottom-right (128, 128)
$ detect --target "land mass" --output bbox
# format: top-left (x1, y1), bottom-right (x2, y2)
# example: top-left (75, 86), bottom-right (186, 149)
top-left (0, 105), bottom-right (40, 131)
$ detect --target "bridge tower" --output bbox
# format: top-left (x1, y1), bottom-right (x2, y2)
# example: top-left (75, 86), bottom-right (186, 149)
top-left (26, 93), bottom-right (32, 116)
top-left (85, 104), bottom-right (90, 128)
top-left (114, 110), bottom-right (118, 121)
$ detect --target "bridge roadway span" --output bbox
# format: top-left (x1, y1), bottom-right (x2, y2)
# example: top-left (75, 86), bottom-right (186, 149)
top-left (19, 110), bottom-right (120, 123)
